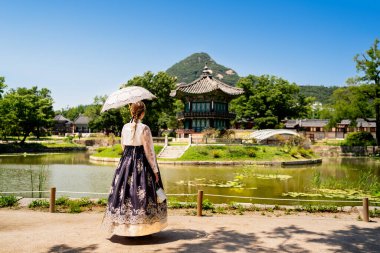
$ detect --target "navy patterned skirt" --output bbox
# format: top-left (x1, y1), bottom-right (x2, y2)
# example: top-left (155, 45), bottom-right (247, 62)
top-left (102, 145), bottom-right (167, 236)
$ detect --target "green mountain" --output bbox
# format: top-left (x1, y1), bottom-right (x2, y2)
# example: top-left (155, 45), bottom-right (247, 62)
top-left (299, 85), bottom-right (340, 104)
top-left (166, 52), bottom-right (240, 86)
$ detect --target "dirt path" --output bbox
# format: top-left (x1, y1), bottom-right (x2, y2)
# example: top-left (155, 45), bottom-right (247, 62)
top-left (0, 209), bottom-right (379, 253)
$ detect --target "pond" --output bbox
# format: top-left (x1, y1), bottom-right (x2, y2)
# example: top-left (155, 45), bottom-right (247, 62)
top-left (1, 152), bottom-right (379, 205)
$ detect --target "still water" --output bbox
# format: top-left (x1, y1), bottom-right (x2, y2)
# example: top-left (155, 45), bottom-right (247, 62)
top-left (1, 152), bottom-right (379, 205)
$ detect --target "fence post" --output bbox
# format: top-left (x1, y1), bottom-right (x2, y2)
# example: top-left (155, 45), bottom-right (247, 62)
top-left (50, 187), bottom-right (56, 213)
top-left (189, 134), bottom-right (192, 145)
top-left (362, 197), bottom-right (369, 222)
top-left (197, 190), bottom-right (203, 217)
top-left (165, 135), bottom-right (168, 146)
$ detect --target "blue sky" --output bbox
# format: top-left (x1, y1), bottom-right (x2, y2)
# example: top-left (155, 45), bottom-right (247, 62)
top-left (1, 0), bottom-right (379, 109)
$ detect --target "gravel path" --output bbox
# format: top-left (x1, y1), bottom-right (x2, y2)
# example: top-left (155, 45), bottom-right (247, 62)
top-left (0, 209), bottom-right (379, 253)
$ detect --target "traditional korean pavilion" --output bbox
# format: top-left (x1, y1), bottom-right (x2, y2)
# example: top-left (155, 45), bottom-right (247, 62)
top-left (170, 65), bottom-right (244, 137)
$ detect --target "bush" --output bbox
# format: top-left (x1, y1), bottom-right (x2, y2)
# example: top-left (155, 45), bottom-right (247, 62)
top-left (28, 199), bottom-right (50, 208)
top-left (97, 198), bottom-right (108, 206)
top-left (78, 197), bottom-right (94, 207)
top-left (0, 195), bottom-right (20, 207)
top-left (68, 201), bottom-right (82, 213)
top-left (343, 132), bottom-right (376, 146)
top-left (55, 196), bottom-right (70, 206)
top-left (247, 149), bottom-right (256, 157)
top-left (211, 150), bottom-right (222, 158)
top-left (202, 199), bottom-right (214, 211)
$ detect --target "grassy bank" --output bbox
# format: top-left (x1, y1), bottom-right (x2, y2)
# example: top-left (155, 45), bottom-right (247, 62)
top-left (177, 145), bottom-right (316, 161)
top-left (0, 142), bottom-right (86, 153)
top-left (92, 144), bottom-right (163, 158)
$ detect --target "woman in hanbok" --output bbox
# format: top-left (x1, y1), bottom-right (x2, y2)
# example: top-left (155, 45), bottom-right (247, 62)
top-left (102, 101), bottom-right (167, 236)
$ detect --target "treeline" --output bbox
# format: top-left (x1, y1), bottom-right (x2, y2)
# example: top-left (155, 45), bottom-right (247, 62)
top-left (1, 39), bottom-right (378, 140)
top-left (299, 85), bottom-right (340, 105)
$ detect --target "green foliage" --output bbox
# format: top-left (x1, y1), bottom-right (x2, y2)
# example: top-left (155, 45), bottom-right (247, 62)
top-left (93, 144), bottom-right (163, 158)
top-left (28, 199), bottom-right (50, 208)
top-left (68, 201), bottom-right (82, 213)
top-left (312, 170), bottom-right (322, 188)
top-left (121, 71), bottom-right (177, 135)
top-left (0, 76), bottom-right (6, 98)
top-left (96, 198), bottom-right (108, 206)
top-left (0, 195), bottom-right (20, 207)
top-left (299, 85), bottom-right (339, 105)
top-left (343, 132), bottom-right (376, 146)
top-left (55, 196), bottom-right (70, 206)
top-left (0, 86), bottom-right (55, 142)
top-left (202, 199), bottom-right (214, 211)
top-left (166, 52), bottom-right (240, 86)
top-left (77, 197), bottom-right (94, 207)
top-left (300, 204), bottom-right (338, 213)
top-left (178, 145), bottom-right (316, 161)
top-left (322, 86), bottom-right (374, 128)
top-left (353, 38), bottom-right (380, 145)
top-left (230, 75), bottom-right (312, 129)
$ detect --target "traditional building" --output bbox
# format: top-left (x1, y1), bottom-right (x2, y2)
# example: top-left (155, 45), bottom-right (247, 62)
top-left (74, 114), bottom-right (91, 133)
top-left (170, 65), bottom-right (244, 137)
top-left (53, 115), bottom-right (74, 135)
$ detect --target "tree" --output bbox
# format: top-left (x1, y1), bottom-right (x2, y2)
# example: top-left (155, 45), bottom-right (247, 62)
top-left (121, 71), bottom-right (177, 135)
top-left (321, 85), bottom-right (374, 128)
top-left (0, 77), bottom-right (6, 98)
top-left (1, 87), bottom-right (54, 143)
top-left (354, 39), bottom-right (380, 145)
top-left (230, 75), bottom-right (312, 129)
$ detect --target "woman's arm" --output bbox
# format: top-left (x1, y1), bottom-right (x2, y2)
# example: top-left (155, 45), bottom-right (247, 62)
top-left (142, 125), bottom-right (159, 180)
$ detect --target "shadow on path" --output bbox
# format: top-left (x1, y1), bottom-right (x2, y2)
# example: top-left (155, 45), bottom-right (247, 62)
top-left (109, 229), bottom-right (207, 246)
top-left (309, 225), bottom-right (380, 253)
top-left (47, 244), bottom-right (98, 253)
top-left (162, 227), bottom-right (263, 253)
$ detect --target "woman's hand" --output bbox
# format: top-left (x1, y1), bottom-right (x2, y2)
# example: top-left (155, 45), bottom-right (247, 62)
top-left (155, 173), bottom-right (159, 183)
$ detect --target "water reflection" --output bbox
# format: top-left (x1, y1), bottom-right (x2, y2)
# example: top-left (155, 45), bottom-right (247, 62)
top-left (0, 153), bottom-right (379, 204)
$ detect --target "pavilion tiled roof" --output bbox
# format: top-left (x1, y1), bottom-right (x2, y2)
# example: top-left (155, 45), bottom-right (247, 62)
top-left (54, 114), bottom-right (70, 123)
top-left (170, 66), bottom-right (244, 97)
top-left (74, 115), bottom-right (90, 125)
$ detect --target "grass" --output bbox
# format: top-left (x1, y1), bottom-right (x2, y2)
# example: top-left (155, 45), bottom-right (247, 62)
top-left (177, 145), bottom-right (317, 161)
top-left (0, 142), bottom-right (85, 153)
top-left (0, 195), bottom-right (20, 207)
top-left (28, 199), bottom-right (50, 208)
top-left (92, 144), bottom-right (163, 158)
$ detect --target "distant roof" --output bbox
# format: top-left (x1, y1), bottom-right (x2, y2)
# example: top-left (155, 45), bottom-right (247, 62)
top-left (300, 119), bottom-right (329, 128)
top-left (357, 118), bottom-right (376, 128)
top-left (54, 114), bottom-right (70, 123)
top-left (74, 115), bottom-right (91, 125)
top-left (285, 120), bottom-right (300, 128)
top-left (249, 129), bottom-right (299, 142)
top-left (170, 65), bottom-right (244, 97)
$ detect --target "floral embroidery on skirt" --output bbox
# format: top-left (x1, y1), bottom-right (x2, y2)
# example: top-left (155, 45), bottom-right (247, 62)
top-left (101, 146), bottom-right (167, 236)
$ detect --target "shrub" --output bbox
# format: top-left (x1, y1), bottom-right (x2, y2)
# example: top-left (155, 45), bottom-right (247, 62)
top-left (68, 201), bottom-right (82, 213)
top-left (55, 196), bottom-right (70, 206)
top-left (0, 195), bottom-right (20, 207)
top-left (77, 197), bottom-right (94, 207)
top-left (202, 199), bottom-right (214, 211)
top-left (28, 199), bottom-right (50, 208)
top-left (343, 132), bottom-right (376, 146)
top-left (97, 198), bottom-right (108, 206)
top-left (247, 149), bottom-right (256, 158)
top-left (298, 147), bottom-right (312, 158)
top-left (211, 150), bottom-right (222, 158)
top-left (289, 148), bottom-right (299, 158)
